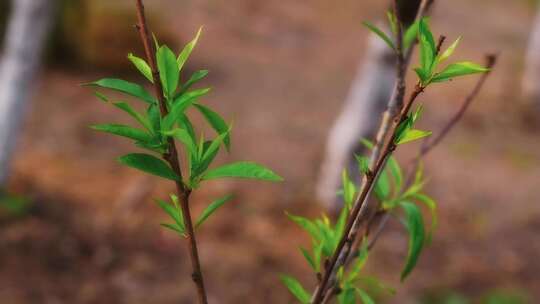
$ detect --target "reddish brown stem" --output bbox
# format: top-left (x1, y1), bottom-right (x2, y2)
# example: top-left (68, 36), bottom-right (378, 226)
top-left (134, 1), bottom-right (208, 303)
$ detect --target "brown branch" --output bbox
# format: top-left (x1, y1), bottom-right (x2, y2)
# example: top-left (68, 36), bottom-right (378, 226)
top-left (366, 54), bottom-right (498, 255)
top-left (134, 1), bottom-right (208, 303)
top-left (312, 2), bottom-right (437, 300)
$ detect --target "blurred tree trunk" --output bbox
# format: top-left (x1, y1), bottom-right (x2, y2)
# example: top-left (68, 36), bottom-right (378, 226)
top-left (0, 0), bottom-right (56, 184)
top-left (523, 4), bottom-right (540, 113)
top-left (317, 0), bottom-right (421, 209)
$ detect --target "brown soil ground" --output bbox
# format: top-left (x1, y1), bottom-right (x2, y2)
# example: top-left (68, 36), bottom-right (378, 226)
top-left (1, 0), bottom-right (539, 303)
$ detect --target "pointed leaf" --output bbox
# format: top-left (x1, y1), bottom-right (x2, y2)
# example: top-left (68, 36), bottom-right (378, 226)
top-left (194, 103), bottom-right (231, 150)
top-left (83, 78), bottom-right (156, 104)
top-left (157, 46), bottom-right (180, 98)
top-left (355, 289), bottom-right (376, 304)
top-left (112, 102), bottom-right (152, 132)
top-left (164, 128), bottom-right (198, 159)
top-left (399, 201), bottom-right (426, 281)
top-left (202, 162), bottom-right (282, 181)
top-left (156, 199), bottom-right (184, 230)
top-left (437, 36), bottom-right (461, 64)
top-left (195, 195), bottom-right (233, 228)
top-left (128, 53), bottom-right (153, 82)
top-left (280, 275), bottom-right (310, 304)
top-left (300, 247), bottom-right (316, 271)
top-left (118, 153), bottom-right (180, 181)
top-left (431, 62), bottom-right (489, 83)
top-left (160, 223), bottom-right (186, 236)
top-left (362, 21), bottom-right (395, 50)
top-left (418, 18), bottom-right (436, 75)
top-left (177, 27), bottom-right (203, 72)
top-left (182, 69), bottom-right (209, 93)
top-left (91, 124), bottom-right (152, 142)
top-left (396, 129), bottom-right (432, 145)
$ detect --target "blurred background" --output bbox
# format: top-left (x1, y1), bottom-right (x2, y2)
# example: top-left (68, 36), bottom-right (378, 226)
top-left (0, 0), bottom-right (539, 303)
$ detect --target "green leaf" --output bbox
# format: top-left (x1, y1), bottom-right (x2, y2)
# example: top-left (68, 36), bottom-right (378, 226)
top-left (280, 275), bottom-right (310, 304)
top-left (202, 162), bottom-right (283, 181)
top-left (195, 194), bottom-right (233, 228)
top-left (362, 21), bottom-right (395, 50)
top-left (194, 104), bottom-right (231, 150)
top-left (359, 138), bottom-right (374, 149)
top-left (112, 102), bottom-right (153, 132)
top-left (437, 36), bottom-right (461, 64)
top-left (355, 289), bottom-right (376, 304)
top-left (338, 288), bottom-right (356, 304)
top-left (300, 247), bottom-right (316, 271)
top-left (177, 27), bottom-right (203, 72)
top-left (83, 78), bottom-right (156, 104)
top-left (403, 19), bottom-right (421, 51)
top-left (431, 62), bottom-right (489, 83)
top-left (160, 223), bottom-right (186, 236)
top-left (399, 201), bottom-right (425, 281)
top-left (147, 104), bottom-right (161, 134)
top-left (374, 169), bottom-right (390, 201)
top-left (396, 129), bottom-right (432, 145)
top-left (386, 11), bottom-right (398, 35)
top-left (387, 156), bottom-right (403, 192)
top-left (164, 128), bottom-right (198, 159)
top-left (182, 70), bottom-right (209, 93)
top-left (355, 155), bottom-right (370, 175)
top-left (118, 153), bottom-right (180, 181)
top-left (156, 198), bottom-right (185, 231)
top-left (411, 193), bottom-right (437, 243)
top-left (395, 116), bottom-right (413, 144)
top-left (341, 170), bottom-right (357, 209)
top-left (418, 18), bottom-right (436, 76)
top-left (91, 124), bottom-right (152, 143)
top-left (128, 53), bottom-right (153, 83)
top-left (94, 91), bottom-right (109, 103)
top-left (286, 212), bottom-right (321, 242)
top-left (157, 45), bottom-right (180, 99)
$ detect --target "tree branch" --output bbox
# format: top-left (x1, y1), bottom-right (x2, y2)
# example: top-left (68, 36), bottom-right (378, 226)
top-left (134, 1), bottom-right (208, 303)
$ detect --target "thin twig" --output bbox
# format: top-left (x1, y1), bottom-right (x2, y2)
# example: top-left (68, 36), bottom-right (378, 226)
top-left (367, 54), bottom-right (498, 254)
top-left (311, 2), bottom-right (436, 302)
top-left (134, 1), bottom-right (208, 303)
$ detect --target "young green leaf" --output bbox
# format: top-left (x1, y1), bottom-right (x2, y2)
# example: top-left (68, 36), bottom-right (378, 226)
top-left (411, 193), bottom-right (437, 243)
top-left (396, 129), bottom-right (432, 145)
top-left (355, 288), bottom-right (376, 304)
top-left (182, 69), bottom-right (209, 93)
top-left (91, 124), bottom-right (152, 143)
top-left (118, 153), bottom-right (180, 181)
top-left (437, 36), bottom-right (461, 64)
top-left (386, 11), bottom-right (398, 35)
top-left (112, 102), bottom-right (153, 132)
top-left (431, 62), bottom-right (489, 83)
top-left (387, 156), bottom-right (403, 192)
top-left (286, 212), bottom-right (321, 242)
top-left (164, 128), bottom-right (198, 159)
top-left (194, 103), bottom-right (231, 150)
top-left (280, 275), bottom-right (310, 304)
top-left (403, 19), bottom-right (422, 51)
top-left (128, 53), bottom-right (153, 83)
top-left (338, 288), bottom-right (356, 304)
top-left (300, 247), bottom-right (317, 271)
top-left (160, 223), bottom-right (186, 236)
top-left (157, 45), bottom-right (180, 99)
top-left (362, 21), bottom-right (395, 50)
top-left (94, 91), bottom-right (109, 103)
top-left (341, 170), bottom-right (357, 208)
top-left (355, 155), bottom-right (370, 175)
top-left (399, 201), bottom-right (426, 281)
top-left (177, 27), bottom-right (203, 72)
top-left (195, 194), bottom-right (233, 228)
top-left (202, 162), bottom-right (283, 182)
top-left (156, 198), bottom-right (185, 231)
top-left (418, 18), bottom-right (436, 76)
top-left (374, 169), bottom-right (390, 201)
top-left (83, 78), bottom-right (156, 104)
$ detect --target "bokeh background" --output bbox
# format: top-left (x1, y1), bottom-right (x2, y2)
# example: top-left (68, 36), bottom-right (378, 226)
top-left (0, 0), bottom-right (539, 303)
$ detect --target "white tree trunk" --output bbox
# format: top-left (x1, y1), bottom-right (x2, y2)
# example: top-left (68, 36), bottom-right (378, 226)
top-left (317, 34), bottom-right (396, 209)
top-left (523, 5), bottom-right (540, 110)
top-left (0, 0), bottom-right (56, 184)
